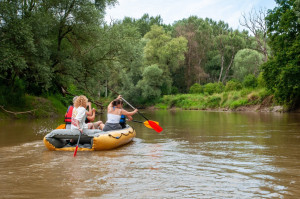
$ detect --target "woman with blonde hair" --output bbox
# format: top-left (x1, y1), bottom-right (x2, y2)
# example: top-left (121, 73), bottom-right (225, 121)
top-left (71, 95), bottom-right (95, 132)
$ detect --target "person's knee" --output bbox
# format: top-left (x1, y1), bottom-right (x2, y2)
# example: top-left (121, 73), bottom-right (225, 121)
top-left (88, 123), bottom-right (94, 129)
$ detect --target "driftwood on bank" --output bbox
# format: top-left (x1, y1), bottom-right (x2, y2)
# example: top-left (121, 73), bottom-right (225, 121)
top-left (0, 105), bottom-right (36, 115)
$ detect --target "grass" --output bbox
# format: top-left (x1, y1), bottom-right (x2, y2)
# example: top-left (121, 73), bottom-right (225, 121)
top-left (0, 94), bottom-right (67, 119)
top-left (156, 88), bottom-right (272, 110)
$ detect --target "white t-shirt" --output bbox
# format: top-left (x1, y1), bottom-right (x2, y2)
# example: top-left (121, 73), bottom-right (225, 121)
top-left (71, 106), bottom-right (88, 131)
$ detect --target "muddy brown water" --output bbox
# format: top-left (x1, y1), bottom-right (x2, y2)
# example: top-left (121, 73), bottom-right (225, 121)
top-left (0, 110), bottom-right (300, 198)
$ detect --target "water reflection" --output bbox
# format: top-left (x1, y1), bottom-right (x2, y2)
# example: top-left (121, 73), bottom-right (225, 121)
top-left (0, 111), bottom-right (300, 198)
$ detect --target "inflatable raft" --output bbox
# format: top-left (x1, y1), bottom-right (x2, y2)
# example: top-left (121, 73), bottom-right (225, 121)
top-left (43, 125), bottom-right (136, 151)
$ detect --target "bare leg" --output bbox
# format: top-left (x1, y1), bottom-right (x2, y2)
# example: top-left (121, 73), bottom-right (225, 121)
top-left (99, 123), bottom-right (105, 130)
top-left (87, 123), bottom-right (94, 129)
top-left (93, 121), bottom-right (103, 129)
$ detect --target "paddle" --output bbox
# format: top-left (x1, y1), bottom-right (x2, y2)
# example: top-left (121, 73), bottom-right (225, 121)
top-left (121, 97), bottom-right (163, 133)
top-left (73, 132), bottom-right (81, 157)
top-left (130, 120), bottom-right (160, 129)
top-left (108, 88), bottom-right (163, 133)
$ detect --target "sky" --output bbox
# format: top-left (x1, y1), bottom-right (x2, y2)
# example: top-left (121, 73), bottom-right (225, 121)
top-left (105, 0), bottom-right (277, 30)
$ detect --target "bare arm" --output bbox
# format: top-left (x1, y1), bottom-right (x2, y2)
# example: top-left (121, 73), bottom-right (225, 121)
top-left (107, 101), bottom-right (113, 110)
top-left (86, 102), bottom-right (93, 116)
top-left (127, 115), bottom-right (133, 121)
top-left (86, 108), bottom-right (95, 122)
top-left (121, 109), bottom-right (138, 117)
top-left (107, 95), bottom-right (122, 110)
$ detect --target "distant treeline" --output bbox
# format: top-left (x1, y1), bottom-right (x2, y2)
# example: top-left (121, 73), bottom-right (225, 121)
top-left (0, 0), bottom-right (299, 109)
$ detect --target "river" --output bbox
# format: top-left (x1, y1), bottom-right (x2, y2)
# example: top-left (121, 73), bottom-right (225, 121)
top-left (0, 110), bottom-right (300, 198)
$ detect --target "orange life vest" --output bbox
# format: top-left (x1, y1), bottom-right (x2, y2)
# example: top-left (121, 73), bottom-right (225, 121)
top-left (64, 105), bottom-right (73, 124)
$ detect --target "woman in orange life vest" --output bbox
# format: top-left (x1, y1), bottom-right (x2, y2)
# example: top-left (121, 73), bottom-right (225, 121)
top-left (65, 96), bottom-right (78, 129)
top-left (99, 95), bottom-right (138, 131)
top-left (64, 96), bottom-right (102, 129)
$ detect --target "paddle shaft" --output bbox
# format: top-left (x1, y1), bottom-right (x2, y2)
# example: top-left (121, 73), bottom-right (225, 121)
top-left (130, 120), bottom-right (144, 123)
top-left (107, 88), bottom-right (150, 121)
top-left (108, 88), bottom-right (162, 133)
top-left (121, 97), bottom-right (150, 121)
top-left (73, 132), bottom-right (81, 157)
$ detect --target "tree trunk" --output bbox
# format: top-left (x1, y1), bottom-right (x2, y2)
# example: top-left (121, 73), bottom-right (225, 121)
top-left (105, 79), bottom-right (108, 97)
top-left (218, 54), bottom-right (224, 83)
top-left (222, 52), bottom-right (235, 83)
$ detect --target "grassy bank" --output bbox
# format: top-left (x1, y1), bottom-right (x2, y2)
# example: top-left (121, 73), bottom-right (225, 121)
top-left (0, 94), bottom-right (66, 119)
top-left (0, 94), bottom-right (113, 120)
top-left (0, 87), bottom-right (285, 120)
top-left (155, 88), bottom-right (282, 111)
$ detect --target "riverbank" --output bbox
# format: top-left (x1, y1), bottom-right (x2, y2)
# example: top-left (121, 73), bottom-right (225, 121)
top-left (0, 88), bottom-right (296, 120)
top-left (0, 94), bottom-right (111, 120)
top-left (154, 88), bottom-right (287, 112)
top-left (0, 95), bottom-right (66, 120)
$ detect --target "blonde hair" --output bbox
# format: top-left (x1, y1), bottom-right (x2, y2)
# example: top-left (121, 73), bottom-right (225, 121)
top-left (74, 95), bottom-right (88, 108)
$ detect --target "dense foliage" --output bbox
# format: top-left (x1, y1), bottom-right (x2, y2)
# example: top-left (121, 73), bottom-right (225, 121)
top-left (0, 0), bottom-right (299, 110)
top-left (262, 0), bottom-right (300, 108)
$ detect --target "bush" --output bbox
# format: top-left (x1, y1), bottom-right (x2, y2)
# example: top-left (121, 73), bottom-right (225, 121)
top-left (247, 93), bottom-right (259, 104)
top-left (258, 88), bottom-right (272, 101)
top-left (257, 72), bottom-right (266, 88)
top-left (189, 83), bottom-right (203, 94)
top-left (240, 88), bottom-right (252, 97)
top-left (204, 82), bottom-right (224, 95)
top-left (171, 86), bottom-right (179, 95)
top-left (230, 99), bottom-right (248, 109)
top-left (206, 95), bottom-right (221, 108)
top-left (225, 80), bottom-right (242, 91)
top-left (243, 74), bottom-right (258, 88)
top-left (0, 78), bottom-right (26, 107)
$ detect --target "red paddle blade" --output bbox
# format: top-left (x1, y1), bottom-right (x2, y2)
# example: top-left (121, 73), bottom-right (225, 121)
top-left (148, 120), bottom-right (163, 133)
top-left (144, 121), bottom-right (159, 129)
top-left (73, 146), bottom-right (78, 157)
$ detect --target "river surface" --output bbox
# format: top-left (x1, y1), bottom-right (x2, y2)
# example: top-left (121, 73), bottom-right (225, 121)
top-left (0, 110), bottom-right (300, 198)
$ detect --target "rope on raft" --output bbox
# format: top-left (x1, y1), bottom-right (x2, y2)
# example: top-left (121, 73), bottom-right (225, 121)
top-left (108, 130), bottom-right (134, 139)
top-left (0, 105), bottom-right (36, 115)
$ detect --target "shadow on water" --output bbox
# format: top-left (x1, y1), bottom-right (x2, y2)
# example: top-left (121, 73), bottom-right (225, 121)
top-left (0, 110), bottom-right (300, 198)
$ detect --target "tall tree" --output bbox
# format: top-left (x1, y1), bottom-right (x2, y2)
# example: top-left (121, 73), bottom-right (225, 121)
top-left (262, 0), bottom-right (300, 108)
top-left (232, 49), bottom-right (264, 81)
top-left (142, 25), bottom-right (187, 98)
top-left (0, 0), bottom-right (117, 96)
top-left (174, 16), bottom-right (212, 89)
top-left (214, 31), bottom-right (245, 83)
top-left (240, 8), bottom-right (270, 62)
top-left (122, 14), bottom-right (164, 37)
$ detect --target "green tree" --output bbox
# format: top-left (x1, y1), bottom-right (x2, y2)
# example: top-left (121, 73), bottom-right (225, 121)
top-left (0, 0), bottom-right (117, 97)
top-left (204, 82), bottom-right (224, 95)
top-left (233, 49), bottom-right (264, 81)
top-left (215, 31), bottom-right (245, 83)
top-left (189, 83), bottom-right (203, 94)
top-left (203, 20), bottom-right (246, 83)
top-left (262, 0), bottom-right (300, 108)
top-left (136, 64), bottom-right (164, 102)
top-left (225, 80), bottom-right (242, 91)
top-left (143, 25), bottom-right (187, 95)
top-left (174, 16), bottom-right (212, 90)
top-left (122, 14), bottom-right (164, 37)
top-left (243, 74), bottom-right (258, 88)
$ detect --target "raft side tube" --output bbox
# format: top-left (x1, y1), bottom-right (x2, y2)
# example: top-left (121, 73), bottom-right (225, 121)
top-left (43, 125), bottom-right (136, 151)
